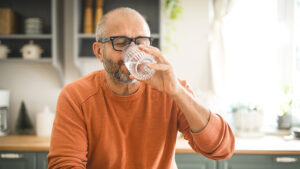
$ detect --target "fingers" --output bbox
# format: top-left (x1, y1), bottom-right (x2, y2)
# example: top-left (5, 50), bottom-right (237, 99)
top-left (178, 78), bottom-right (187, 86)
top-left (148, 64), bottom-right (169, 71)
top-left (129, 75), bottom-right (135, 80)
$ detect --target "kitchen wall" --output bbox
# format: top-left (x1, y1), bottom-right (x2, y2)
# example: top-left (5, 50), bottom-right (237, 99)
top-left (162, 0), bottom-right (212, 92)
top-left (0, 62), bottom-right (61, 133)
top-left (0, 0), bottom-right (212, 133)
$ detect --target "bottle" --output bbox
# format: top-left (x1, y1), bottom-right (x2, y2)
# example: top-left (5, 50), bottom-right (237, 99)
top-left (123, 45), bottom-right (156, 80)
top-left (83, 0), bottom-right (93, 34)
top-left (94, 0), bottom-right (104, 32)
top-left (36, 106), bottom-right (54, 137)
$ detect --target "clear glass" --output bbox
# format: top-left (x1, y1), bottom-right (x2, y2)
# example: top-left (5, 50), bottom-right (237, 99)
top-left (123, 45), bottom-right (156, 80)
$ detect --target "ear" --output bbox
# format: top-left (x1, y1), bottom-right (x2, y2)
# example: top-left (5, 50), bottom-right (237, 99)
top-left (93, 42), bottom-right (103, 62)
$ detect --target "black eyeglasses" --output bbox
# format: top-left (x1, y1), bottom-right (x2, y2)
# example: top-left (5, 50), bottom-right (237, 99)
top-left (98, 36), bottom-right (153, 51)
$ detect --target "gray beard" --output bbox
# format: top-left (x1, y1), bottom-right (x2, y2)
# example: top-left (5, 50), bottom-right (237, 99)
top-left (102, 50), bottom-right (135, 84)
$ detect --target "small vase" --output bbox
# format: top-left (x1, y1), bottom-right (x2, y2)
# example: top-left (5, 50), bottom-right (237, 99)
top-left (277, 114), bottom-right (292, 129)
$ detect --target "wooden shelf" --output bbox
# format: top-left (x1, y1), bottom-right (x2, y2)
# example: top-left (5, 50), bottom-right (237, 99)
top-left (0, 58), bottom-right (52, 62)
top-left (77, 33), bottom-right (160, 39)
top-left (78, 34), bottom-right (95, 38)
top-left (79, 56), bottom-right (96, 58)
top-left (0, 34), bottom-right (52, 39)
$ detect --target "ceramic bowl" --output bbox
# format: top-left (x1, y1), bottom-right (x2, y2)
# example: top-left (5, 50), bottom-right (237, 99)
top-left (292, 127), bottom-right (300, 138)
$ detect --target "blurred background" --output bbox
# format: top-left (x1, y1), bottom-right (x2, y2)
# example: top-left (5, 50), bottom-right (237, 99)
top-left (0, 0), bottom-right (300, 168)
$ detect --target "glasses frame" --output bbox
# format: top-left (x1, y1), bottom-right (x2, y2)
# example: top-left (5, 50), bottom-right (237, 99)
top-left (98, 36), bottom-right (153, 51)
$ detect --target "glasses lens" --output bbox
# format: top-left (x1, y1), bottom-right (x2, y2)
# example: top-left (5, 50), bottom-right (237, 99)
top-left (113, 37), bottom-right (130, 50)
top-left (136, 37), bottom-right (151, 45)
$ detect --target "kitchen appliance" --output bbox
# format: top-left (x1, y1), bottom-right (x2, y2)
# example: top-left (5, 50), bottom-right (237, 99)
top-left (0, 90), bottom-right (10, 136)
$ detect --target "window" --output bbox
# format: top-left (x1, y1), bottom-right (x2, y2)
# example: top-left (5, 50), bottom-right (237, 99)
top-left (293, 0), bottom-right (300, 124)
top-left (222, 0), bottom-right (300, 128)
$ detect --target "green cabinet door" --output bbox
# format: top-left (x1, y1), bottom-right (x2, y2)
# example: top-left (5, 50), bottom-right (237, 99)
top-left (175, 154), bottom-right (217, 169)
top-left (218, 154), bottom-right (300, 169)
top-left (37, 152), bottom-right (49, 169)
top-left (0, 152), bottom-right (36, 169)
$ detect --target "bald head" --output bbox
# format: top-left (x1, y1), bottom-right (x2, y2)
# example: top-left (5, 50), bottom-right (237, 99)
top-left (95, 7), bottom-right (150, 41)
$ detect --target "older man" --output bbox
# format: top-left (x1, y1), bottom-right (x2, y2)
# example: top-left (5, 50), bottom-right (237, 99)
top-left (47, 7), bottom-right (234, 169)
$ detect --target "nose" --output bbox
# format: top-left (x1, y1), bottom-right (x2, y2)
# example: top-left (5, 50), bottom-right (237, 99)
top-left (129, 41), bottom-right (136, 46)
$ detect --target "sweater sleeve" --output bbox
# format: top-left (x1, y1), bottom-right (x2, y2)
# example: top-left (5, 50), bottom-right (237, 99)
top-left (178, 111), bottom-right (235, 160)
top-left (176, 80), bottom-right (235, 160)
top-left (47, 86), bottom-right (88, 169)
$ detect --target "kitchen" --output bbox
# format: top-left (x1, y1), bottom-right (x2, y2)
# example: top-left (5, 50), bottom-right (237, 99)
top-left (0, 0), bottom-right (300, 168)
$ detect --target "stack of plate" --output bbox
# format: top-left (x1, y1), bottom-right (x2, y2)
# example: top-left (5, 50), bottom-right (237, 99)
top-left (25, 18), bottom-right (42, 34)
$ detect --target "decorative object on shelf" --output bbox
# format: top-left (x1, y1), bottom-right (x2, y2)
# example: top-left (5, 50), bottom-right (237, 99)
top-left (15, 101), bottom-right (34, 135)
top-left (36, 106), bottom-right (55, 137)
top-left (230, 102), bottom-right (264, 137)
top-left (20, 40), bottom-right (43, 59)
top-left (0, 40), bottom-right (10, 59)
top-left (0, 8), bottom-right (17, 34)
top-left (25, 17), bottom-right (43, 34)
top-left (0, 89), bottom-right (10, 136)
top-left (84, 0), bottom-right (93, 34)
top-left (94, 0), bottom-right (104, 32)
top-left (278, 86), bottom-right (294, 129)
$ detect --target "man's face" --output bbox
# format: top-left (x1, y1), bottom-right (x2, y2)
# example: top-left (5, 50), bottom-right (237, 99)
top-left (100, 14), bottom-right (150, 84)
top-left (102, 45), bottom-right (133, 84)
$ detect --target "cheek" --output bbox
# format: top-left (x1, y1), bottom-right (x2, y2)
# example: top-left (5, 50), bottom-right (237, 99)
top-left (105, 48), bottom-right (123, 62)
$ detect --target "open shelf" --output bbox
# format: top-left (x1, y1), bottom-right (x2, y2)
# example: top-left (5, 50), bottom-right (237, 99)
top-left (0, 0), bottom-right (64, 85)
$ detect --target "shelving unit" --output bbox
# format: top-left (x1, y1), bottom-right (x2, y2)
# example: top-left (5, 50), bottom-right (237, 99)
top-left (73, 0), bottom-right (160, 76)
top-left (0, 0), bottom-right (64, 85)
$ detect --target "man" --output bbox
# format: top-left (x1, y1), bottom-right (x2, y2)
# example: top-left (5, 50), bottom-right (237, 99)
top-left (48, 7), bottom-right (234, 169)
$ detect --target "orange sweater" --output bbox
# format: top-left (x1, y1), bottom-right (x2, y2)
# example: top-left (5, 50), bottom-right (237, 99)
top-left (47, 70), bottom-right (234, 169)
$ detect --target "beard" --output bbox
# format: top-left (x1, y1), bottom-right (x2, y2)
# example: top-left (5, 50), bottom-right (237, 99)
top-left (102, 48), bottom-right (135, 84)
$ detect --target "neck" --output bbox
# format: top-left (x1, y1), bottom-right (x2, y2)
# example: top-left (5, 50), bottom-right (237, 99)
top-left (105, 73), bottom-right (141, 96)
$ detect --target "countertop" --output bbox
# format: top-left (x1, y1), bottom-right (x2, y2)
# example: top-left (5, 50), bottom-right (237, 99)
top-left (0, 135), bottom-right (300, 154)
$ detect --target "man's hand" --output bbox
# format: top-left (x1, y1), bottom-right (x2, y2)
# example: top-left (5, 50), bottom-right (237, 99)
top-left (129, 45), bottom-right (181, 97)
top-left (129, 45), bottom-right (210, 133)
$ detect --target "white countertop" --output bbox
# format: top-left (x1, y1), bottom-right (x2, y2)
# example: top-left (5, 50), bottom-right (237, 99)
top-left (175, 135), bottom-right (300, 154)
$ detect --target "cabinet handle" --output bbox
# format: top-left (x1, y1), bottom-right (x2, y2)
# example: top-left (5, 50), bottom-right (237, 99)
top-left (275, 157), bottom-right (298, 163)
top-left (0, 153), bottom-right (23, 159)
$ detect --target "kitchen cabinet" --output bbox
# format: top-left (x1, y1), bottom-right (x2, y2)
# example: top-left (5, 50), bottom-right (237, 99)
top-left (218, 154), bottom-right (300, 169)
top-left (175, 154), bottom-right (300, 169)
top-left (175, 154), bottom-right (217, 169)
top-left (0, 151), bottom-right (48, 169)
top-left (1, 151), bottom-right (300, 169)
top-left (37, 152), bottom-right (49, 169)
top-left (0, 0), bottom-right (64, 85)
top-left (0, 152), bottom-right (37, 169)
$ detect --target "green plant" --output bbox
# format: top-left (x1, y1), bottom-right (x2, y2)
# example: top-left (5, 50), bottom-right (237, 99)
top-left (279, 86), bottom-right (294, 116)
top-left (163, 0), bottom-right (182, 53)
top-left (165, 0), bottom-right (182, 20)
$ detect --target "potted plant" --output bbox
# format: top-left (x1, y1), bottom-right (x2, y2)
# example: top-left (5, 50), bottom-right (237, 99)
top-left (230, 102), bottom-right (264, 136)
top-left (278, 86), bottom-right (293, 129)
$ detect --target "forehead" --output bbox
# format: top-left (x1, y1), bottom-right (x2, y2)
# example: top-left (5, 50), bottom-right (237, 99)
top-left (105, 13), bottom-right (150, 37)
